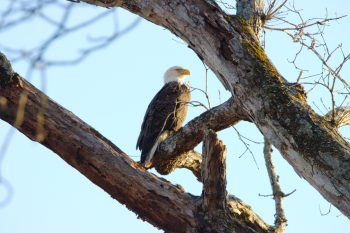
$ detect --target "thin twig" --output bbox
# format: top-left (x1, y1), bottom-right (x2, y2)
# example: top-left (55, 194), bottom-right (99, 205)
top-left (232, 126), bottom-right (259, 170)
top-left (201, 61), bottom-right (212, 109)
top-left (319, 204), bottom-right (332, 216)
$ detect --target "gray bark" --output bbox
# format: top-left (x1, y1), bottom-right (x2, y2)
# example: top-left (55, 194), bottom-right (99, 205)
top-left (236, 0), bottom-right (264, 37)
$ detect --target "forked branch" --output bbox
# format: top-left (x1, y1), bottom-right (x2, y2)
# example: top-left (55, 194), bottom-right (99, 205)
top-left (324, 107), bottom-right (350, 128)
top-left (153, 96), bottom-right (249, 177)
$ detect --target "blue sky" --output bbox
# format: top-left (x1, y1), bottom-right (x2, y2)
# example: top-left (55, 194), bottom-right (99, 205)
top-left (1, 1), bottom-right (350, 232)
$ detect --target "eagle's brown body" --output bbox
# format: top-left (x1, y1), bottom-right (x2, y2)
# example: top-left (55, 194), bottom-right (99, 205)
top-left (136, 81), bottom-right (190, 165)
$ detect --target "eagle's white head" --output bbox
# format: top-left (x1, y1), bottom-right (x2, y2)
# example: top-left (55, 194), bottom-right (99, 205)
top-left (163, 66), bottom-right (191, 84)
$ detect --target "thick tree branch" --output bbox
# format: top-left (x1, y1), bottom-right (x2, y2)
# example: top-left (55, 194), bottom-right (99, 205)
top-left (153, 96), bottom-right (248, 176)
top-left (74, 0), bottom-right (350, 218)
top-left (175, 150), bottom-right (202, 180)
top-left (227, 195), bottom-right (271, 233)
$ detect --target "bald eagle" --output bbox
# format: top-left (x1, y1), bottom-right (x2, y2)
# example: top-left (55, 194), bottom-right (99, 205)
top-left (136, 66), bottom-right (191, 167)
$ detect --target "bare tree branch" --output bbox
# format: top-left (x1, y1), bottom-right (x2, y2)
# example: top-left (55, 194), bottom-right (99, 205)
top-left (0, 0), bottom-right (141, 72)
top-left (264, 15), bottom-right (346, 31)
top-left (264, 0), bottom-right (288, 22)
top-left (153, 96), bottom-right (249, 176)
top-left (263, 139), bottom-right (287, 233)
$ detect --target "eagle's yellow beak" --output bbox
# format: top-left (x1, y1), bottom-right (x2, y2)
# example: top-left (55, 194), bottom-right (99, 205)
top-left (180, 69), bottom-right (191, 76)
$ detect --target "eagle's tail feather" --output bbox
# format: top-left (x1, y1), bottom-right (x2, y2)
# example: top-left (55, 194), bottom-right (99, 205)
top-left (141, 131), bottom-right (170, 168)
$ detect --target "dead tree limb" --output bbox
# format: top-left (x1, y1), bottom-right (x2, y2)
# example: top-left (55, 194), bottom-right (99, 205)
top-left (154, 96), bottom-right (249, 176)
top-left (202, 129), bottom-right (227, 213)
top-left (196, 130), bottom-right (271, 233)
top-left (263, 139), bottom-right (287, 233)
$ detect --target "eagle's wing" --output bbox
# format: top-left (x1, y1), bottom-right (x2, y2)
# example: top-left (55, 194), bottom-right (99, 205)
top-left (136, 82), bottom-right (190, 164)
